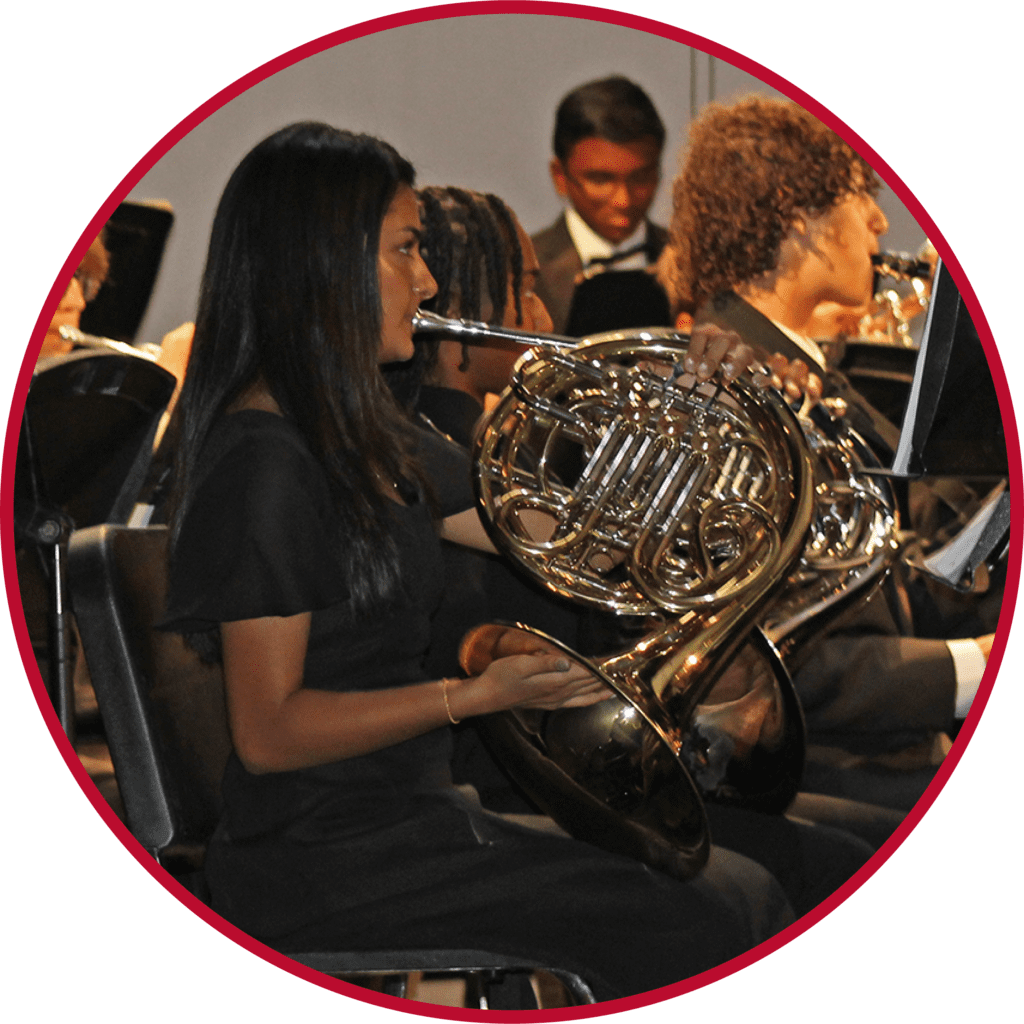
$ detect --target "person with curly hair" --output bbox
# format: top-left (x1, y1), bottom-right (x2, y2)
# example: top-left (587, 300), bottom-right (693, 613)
top-left (668, 95), bottom-right (994, 814)
top-left (672, 95), bottom-right (883, 324)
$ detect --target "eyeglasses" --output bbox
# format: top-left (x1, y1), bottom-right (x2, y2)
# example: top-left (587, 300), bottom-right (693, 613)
top-left (73, 268), bottom-right (104, 303)
top-left (562, 167), bottom-right (660, 200)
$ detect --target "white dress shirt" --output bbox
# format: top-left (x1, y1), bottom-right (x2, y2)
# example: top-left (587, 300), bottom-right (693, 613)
top-left (564, 207), bottom-right (650, 272)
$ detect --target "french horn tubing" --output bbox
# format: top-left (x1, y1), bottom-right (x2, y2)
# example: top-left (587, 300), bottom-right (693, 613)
top-left (761, 398), bottom-right (900, 665)
top-left (415, 312), bottom-right (818, 879)
top-left (580, 327), bottom-right (902, 669)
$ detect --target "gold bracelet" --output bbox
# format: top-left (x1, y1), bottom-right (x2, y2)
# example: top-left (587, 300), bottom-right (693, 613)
top-left (441, 677), bottom-right (461, 725)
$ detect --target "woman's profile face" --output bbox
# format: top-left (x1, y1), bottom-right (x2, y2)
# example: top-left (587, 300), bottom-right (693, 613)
top-left (377, 183), bottom-right (437, 364)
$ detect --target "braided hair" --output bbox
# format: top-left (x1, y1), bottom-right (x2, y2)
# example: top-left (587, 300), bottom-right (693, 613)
top-left (386, 186), bottom-right (525, 407)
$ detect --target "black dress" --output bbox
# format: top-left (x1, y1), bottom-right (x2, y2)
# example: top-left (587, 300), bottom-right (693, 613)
top-left (162, 409), bottom-right (790, 1002)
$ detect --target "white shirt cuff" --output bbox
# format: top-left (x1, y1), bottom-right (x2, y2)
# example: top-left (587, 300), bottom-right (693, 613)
top-left (946, 638), bottom-right (987, 718)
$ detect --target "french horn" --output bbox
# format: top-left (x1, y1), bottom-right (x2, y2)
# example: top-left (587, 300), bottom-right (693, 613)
top-left (583, 328), bottom-right (901, 669)
top-left (761, 397), bottom-right (900, 664)
top-left (867, 248), bottom-right (937, 346)
top-left (415, 312), bottom-right (817, 879)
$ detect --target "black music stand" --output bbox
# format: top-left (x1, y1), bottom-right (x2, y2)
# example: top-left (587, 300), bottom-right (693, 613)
top-left (80, 201), bottom-right (174, 343)
top-left (875, 261), bottom-right (1009, 591)
top-left (14, 350), bottom-right (176, 738)
top-left (888, 260), bottom-right (1006, 480)
top-left (836, 342), bottom-right (918, 430)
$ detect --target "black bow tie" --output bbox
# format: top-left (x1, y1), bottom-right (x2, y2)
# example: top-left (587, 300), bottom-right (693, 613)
top-left (586, 241), bottom-right (650, 269)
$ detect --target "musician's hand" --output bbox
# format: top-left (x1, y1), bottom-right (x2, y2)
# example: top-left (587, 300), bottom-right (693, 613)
top-left (157, 321), bottom-right (195, 383)
top-left (480, 651), bottom-right (611, 711)
top-left (695, 642), bottom-right (786, 754)
top-left (766, 353), bottom-right (823, 406)
top-left (683, 323), bottom-right (755, 383)
top-left (156, 320), bottom-right (196, 420)
top-left (703, 643), bottom-right (774, 704)
top-left (976, 633), bottom-right (995, 661)
top-left (460, 624), bottom-right (612, 712)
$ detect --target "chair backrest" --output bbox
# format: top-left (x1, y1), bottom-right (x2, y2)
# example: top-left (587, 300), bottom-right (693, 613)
top-left (68, 524), bottom-right (231, 863)
top-left (67, 525), bottom-right (600, 1005)
top-left (564, 269), bottom-right (672, 337)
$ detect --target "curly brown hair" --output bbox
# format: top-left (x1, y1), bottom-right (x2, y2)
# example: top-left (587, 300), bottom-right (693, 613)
top-left (671, 95), bottom-right (880, 310)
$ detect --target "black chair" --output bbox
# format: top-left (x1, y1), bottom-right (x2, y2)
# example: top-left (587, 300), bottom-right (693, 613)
top-left (67, 524), bottom-right (596, 1009)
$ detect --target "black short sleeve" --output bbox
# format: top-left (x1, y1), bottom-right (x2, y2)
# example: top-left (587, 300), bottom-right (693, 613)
top-left (162, 412), bottom-right (349, 631)
top-left (412, 423), bottom-right (475, 518)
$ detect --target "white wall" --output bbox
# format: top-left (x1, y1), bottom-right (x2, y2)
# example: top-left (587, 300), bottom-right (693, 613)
top-left (126, 13), bottom-right (924, 346)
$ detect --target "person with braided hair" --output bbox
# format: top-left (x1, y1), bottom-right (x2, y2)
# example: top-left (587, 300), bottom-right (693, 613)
top-left (417, 185), bottom-right (544, 415)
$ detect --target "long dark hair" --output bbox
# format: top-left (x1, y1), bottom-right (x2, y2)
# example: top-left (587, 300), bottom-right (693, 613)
top-left (386, 186), bottom-right (524, 407)
top-left (170, 121), bottom-right (421, 614)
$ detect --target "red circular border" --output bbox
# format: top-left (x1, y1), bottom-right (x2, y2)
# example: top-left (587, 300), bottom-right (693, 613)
top-left (4, 4), bottom-right (1019, 1021)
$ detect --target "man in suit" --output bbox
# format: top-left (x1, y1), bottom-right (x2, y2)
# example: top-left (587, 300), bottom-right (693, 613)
top-left (532, 75), bottom-right (671, 336)
top-left (667, 95), bottom-right (996, 811)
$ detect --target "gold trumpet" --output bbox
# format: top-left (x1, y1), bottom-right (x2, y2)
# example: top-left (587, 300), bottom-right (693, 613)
top-left (415, 312), bottom-right (816, 879)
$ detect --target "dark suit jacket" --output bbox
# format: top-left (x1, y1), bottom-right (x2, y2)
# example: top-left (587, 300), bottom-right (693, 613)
top-left (532, 214), bottom-right (668, 334)
top-left (696, 292), bottom-right (959, 750)
top-left (699, 291), bottom-right (902, 460)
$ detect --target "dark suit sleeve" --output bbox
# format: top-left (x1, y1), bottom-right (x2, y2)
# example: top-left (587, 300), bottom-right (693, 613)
top-left (790, 572), bottom-right (958, 742)
top-left (795, 634), bottom-right (957, 740)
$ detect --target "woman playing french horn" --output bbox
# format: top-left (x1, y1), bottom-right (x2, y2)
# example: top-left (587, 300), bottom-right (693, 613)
top-left (161, 122), bottom-right (803, 1003)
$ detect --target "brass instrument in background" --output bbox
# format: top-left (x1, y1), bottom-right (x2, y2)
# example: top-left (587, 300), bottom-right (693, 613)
top-left (760, 397), bottom-right (900, 664)
top-left (867, 247), bottom-right (937, 346)
top-left (415, 312), bottom-right (816, 879)
top-left (57, 325), bottom-right (162, 362)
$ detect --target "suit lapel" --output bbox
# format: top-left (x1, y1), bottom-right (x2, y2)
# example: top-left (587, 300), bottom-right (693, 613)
top-left (533, 214), bottom-right (583, 334)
